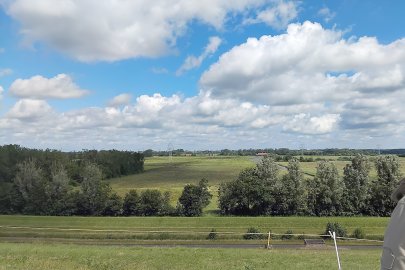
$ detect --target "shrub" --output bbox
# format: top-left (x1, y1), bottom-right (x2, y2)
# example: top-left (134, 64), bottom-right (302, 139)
top-left (352, 228), bottom-right (366, 239)
top-left (281, 229), bottom-right (294, 240)
top-left (324, 222), bottom-right (347, 238)
top-left (207, 228), bottom-right (217, 240)
top-left (243, 227), bottom-right (263, 240)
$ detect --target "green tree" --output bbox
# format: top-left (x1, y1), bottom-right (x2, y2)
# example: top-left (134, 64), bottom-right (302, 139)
top-left (102, 193), bottom-right (123, 216)
top-left (123, 190), bottom-right (140, 216)
top-left (13, 159), bottom-right (48, 214)
top-left (139, 189), bottom-right (172, 216)
top-left (45, 164), bottom-right (73, 215)
top-left (275, 158), bottom-right (306, 215)
top-left (307, 161), bottom-right (343, 216)
top-left (342, 154), bottom-right (371, 215)
top-left (219, 157), bottom-right (279, 215)
top-left (367, 155), bottom-right (402, 216)
top-left (79, 163), bottom-right (111, 215)
top-left (178, 178), bottom-right (212, 216)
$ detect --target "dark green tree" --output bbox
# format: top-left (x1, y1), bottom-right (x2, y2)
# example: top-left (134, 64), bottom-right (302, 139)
top-left (275, 158), bottom-right (307, 215)
top-left (178, 178), bottom-right (212, 216)
top-left (307, 161), bottom-right (343, 216)
top-left (123, 190), bottom-right (140, 216)
top-left (219, 157), bottom-right (279, 215)
top-left (367, 155), bottom-right (402, 216)
top-left (342, 154), bottom-right (371, 215)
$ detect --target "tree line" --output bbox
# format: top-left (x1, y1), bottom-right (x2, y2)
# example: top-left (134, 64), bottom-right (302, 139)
top-left (219, 155), bottom-right (402, 216)
top-left (0, 158), bottom-right (211, 216)
top-left (0, 144), bottom-right (144, 184)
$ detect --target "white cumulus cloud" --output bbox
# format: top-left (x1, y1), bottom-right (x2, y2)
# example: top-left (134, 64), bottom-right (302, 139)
top-left (9, 74), bottom-right (89, 99)
top-left (7, 99), bottom-right (53, 120)
top-left (4, 0), bottom-right (271, 61)
top-left (283, 113), bottom-right (340, 135)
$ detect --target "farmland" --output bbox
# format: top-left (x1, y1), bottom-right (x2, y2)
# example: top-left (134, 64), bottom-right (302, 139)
top-left (1, 155), bottom-right (398, 269)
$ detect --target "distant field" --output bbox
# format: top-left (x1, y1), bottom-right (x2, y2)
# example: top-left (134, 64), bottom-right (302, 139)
top-left (108, 156), bottom-right (255, 212)
top-left (107, 155), bottom-right (405, 212)
top-left (0, 242), bottom-right (381, 270)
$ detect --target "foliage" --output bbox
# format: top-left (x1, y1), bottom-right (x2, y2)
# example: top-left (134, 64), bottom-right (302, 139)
top-left (122, 190), bottom-right (140, 216)
top-left (351, 228), bottom-right (366, 239)
top-left (281, 230), bottom-right (294, 240)
top-left (178, 178), bottom-right (212, 216)
top-left (273, 158), bottom-right (306, 215)
top-left (207, 228), bottom-right (217, 240)
top-left (219, 157), bottom-right (278, 215)
top-left (243, 227), bottom-right (263, 240)
top-left (138, 189), bottom-right (173, 216)
top-left (324, 222), bottom-right (347, 238)
top-left (342, 154), bottom-right (371, 214)
top-left (307, 161), bottom-right (343, 216)
top-left (367, 155), bottom-right (402, 216)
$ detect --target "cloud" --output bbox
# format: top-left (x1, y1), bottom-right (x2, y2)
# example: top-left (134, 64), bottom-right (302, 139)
top-left (9, 74), bottom-right (89, 99)
top-left (283, 113), bottom-right (340, 135)
top-left (7, 99), bottom-right (53, 120)
top-left (244, 0), bottom-right (299, 30)
top-left (0, 68), bottom-right (13, 77)
top-left (0, 85), bottom-right (3, 100)
top-left (177, 36), bottom-right (222, 75)
top-left (200, 21), bottom-right (405, 133)
top-left (108, 93), bottom-right (132, 107)
top-left (318, 7), bottom-right (336, 23)
top-left (4, 0), bottom-right (270, 61)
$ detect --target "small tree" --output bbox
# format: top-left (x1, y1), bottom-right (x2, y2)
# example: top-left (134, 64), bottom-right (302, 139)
top-left (324, 222), bottom-right (347, 238)
top-left (243, 227), bottom-right (263, 240)
top-left (178, 178), bottom-right (212, 216)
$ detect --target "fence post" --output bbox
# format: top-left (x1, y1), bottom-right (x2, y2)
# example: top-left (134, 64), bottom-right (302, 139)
top-left (267, 231), bottom-right (271, 249)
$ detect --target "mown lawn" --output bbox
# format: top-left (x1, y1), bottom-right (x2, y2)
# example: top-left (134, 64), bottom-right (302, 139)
top-left (0, 242), bottom-right (382, 270)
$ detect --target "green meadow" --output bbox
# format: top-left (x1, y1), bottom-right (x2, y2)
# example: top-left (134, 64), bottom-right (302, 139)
top-left (0, 242), bottom-right (381, 270)
top-left (107, 155), bottom-right (405, 212)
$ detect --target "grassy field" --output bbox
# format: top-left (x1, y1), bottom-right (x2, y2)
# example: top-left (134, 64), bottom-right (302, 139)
top-left (0, 242), bottom-right (381, 270)
top-left (0, 215), bottom-right (389, 242)
top-left (107, 155), bottom-right (405, 212)
top-left (107, 156), bottom-right (255, 212)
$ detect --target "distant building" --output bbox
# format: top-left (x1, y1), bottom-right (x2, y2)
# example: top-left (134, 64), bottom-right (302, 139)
top-left (256, 152), bottom-right (268, 156)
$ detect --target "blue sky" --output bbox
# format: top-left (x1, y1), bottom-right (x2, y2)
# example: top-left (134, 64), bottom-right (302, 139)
top-left (1, 0), bottom-right (405, 151)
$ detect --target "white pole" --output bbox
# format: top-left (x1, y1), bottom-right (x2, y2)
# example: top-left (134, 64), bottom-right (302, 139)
top-left (329, 231), bottom-right (341, 270)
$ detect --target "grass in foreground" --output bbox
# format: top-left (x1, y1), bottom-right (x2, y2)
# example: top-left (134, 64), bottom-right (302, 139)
top-left (0, 242), bottom-right (381, 270)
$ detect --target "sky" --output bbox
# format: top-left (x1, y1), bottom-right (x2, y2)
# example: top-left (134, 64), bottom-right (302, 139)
top-left (1, 0), bottom-right (405, 151)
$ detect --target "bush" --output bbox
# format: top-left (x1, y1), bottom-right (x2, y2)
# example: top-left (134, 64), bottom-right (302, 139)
top-left (207, 228), bottom-right (217, 240)
top-left (324, 222), bottom-right (347, 238)
top-left (243, 227), bottom-right (263, 240)
top-left (352, 228), bottom-right (366, 239)
top-left (281, 229), bottom-right (294, 240)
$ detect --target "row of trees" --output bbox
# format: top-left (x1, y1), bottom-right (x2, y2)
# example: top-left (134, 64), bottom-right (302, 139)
top-left (219, 155), bottom-right (402, 216)
top-left (0, 145), bottom-right (144, 184)
top-left (0, 159), bottom-right (212, 216)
